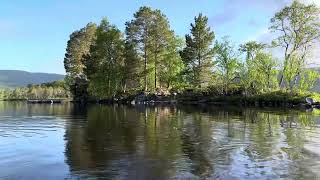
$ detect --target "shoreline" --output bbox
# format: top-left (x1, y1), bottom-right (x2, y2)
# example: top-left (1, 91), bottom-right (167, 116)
top-left (1, 93), bottom-right (318, 109)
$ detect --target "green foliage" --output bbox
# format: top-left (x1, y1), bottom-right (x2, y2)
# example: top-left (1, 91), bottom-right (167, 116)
top-left (180, 14), bottom-right (215, 88)
top-left (64, 23), bottom-right (97, 78)
top-left (284, 54), bottom-right (302, 90)
top-left (159, 36), bottom-right (186, 89)
top-left (125, 6), bottom-right (180, 92)
top-left (87, 18), bottom-right (125, 98)
top-left (251, 52), bottom-right (278, 92)
top-left (297, 70), bottom-right (320, 92)
top-left (123, 41), bottom-right (141, 91)
top-left (244, 91), bottom-right (316, 105)
top-left (270, 0), bottom-right (320, 89)
top-left (214, 37), bottom-right (239, 95)
top-left (239, 41), bottom-right (267, 61)
top-left (238, 62), bottom-right (253, 95)
top-left (0, 81), bottom-right (71, 100)
top-left (238, 42), bottom-right (279, 95)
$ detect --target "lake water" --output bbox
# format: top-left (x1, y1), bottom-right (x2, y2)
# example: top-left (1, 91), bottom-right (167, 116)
top-left (1, 102), bottom-right (320, 179)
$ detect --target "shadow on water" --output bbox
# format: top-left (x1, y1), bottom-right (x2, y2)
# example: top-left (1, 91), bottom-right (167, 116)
top-left (1, 102), bottom-right (320, 179)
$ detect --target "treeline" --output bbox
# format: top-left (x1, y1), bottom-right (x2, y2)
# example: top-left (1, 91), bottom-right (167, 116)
top-left (64, 1), bottom-right (320, 101)
top-left (0, 81), bottom-right (71, 100)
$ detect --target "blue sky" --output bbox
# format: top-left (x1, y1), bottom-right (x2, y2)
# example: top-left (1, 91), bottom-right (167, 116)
top-left (0, 0), bottom-right (310, 74)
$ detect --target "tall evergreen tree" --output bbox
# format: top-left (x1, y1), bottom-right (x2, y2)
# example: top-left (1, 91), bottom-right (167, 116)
top-left (125, 6), bottom-right (178, 92)
top-left (181, 14), bottom-right (215, 88)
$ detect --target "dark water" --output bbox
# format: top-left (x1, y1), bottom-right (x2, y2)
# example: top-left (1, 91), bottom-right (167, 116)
top-left (1, 102), bottom-right (320, 179)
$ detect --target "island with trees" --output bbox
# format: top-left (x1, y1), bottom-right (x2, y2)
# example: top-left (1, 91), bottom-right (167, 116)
top-left (2, 1), bottom-right (320, 107)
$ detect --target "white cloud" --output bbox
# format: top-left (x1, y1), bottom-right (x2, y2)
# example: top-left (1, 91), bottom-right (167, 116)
top-left (243, 0), bottom-right (320, 66)
top-left (248, 31), bottom-right (320, 66)
top-left (244, 29), bottom-right (272, 43)
top-left (209, 0), bottom-right (291, 27)
top-left (299, 0), bottom-right (320, 6)
top-left (307, 44), bottom-right (320, 67)
top-left (300, 0), bottom-right (320, 66)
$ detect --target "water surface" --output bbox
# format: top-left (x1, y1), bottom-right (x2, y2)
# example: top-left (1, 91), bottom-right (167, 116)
top-left (0, 102), bottom-right (320, 179)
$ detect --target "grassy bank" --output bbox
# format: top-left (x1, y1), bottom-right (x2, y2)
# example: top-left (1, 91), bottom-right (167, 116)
top-left (176, 91), bottom-right (320, 106)
top-left (110, 90), bottom-right (319, 108)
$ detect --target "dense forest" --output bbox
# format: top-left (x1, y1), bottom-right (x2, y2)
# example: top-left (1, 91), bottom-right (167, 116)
top-left (0, 81), bottom-right (71, 100)
top-left (63, 1), bottom-right (320, 102)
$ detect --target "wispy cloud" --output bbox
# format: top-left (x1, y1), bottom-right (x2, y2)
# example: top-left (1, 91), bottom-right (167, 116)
top-left (308, 44), bottom-right (320, 67)
top-left (209, 11), bottom-right (236, 27)
top-left (241, 0), bottom-right (320, 65)
top-left (304, 0), bottom-right (320, 66)
top-left (300, 0), bottom-right (320, 6)
top-left (209, 0), bottom-right (291, 28)
top-left (245, 30), bottom-right (319, 66)
top-left (244, 29), bottom-right (272, 43)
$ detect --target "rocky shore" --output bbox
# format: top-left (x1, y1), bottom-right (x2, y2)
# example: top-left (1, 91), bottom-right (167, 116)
top-left (2, 91), bottom-right (319, 110)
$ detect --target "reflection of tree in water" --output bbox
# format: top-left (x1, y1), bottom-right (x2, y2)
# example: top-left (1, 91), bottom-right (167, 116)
top-left (281, 114), bottom-right (320, 179)
top-left (0, 101), bottom-right (73, 116)
top-left (177, 106), bottom-right (320, 179)
top-left (136, 106), bottom-right (184, 179)
top-left (64, 105), bottom-right (141, 178)
top-left (177, 106), bottom-right (246, 178)
top-left (63, 104), bottom-right (320, 179)
top-left (240, 110), bottom-right (319, 178)
top-left (179, 112), bottom-right (213, 177)
top-left (64, 105), bottom-right (184, 179)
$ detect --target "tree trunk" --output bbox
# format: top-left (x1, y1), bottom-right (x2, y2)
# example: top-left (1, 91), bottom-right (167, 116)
top-left (108, 79), bottom-right (111, 96)
top-left (292, 71), bottom-right (300, 91)
top-left (279, 51), bottom-right (291, 89)
top-left (267, 72), bottom-right (270, 91)
top-left (123, 81), bottom-right (127, 93)
top-left (144, 46), bottom-right (148, 92)
top-left (279, 74), bottom-right (284, 88)
top-left (154, 53), bottom-right (157, 90)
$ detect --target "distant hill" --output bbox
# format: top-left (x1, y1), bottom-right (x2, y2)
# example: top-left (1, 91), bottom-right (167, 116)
top-left (0, 70), bottom-right (65, 88)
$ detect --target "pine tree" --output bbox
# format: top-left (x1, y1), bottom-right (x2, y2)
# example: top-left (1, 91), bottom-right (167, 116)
top-left (123, 41), bottom-right (141, 91)
top-left (181, 14), bottom-right (215, 88)
top-left (125, 6), bottom-right (178, 92)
